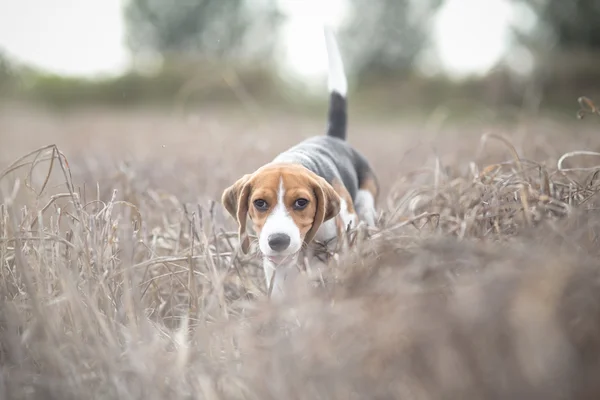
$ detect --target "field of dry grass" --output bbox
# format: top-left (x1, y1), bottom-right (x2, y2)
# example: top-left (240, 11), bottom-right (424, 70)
top-left (1, 102), bottom-right (600, 399)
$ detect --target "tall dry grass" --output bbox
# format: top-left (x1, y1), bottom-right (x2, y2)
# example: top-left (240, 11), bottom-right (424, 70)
top-left (1, 103), bottom-right (600, 399)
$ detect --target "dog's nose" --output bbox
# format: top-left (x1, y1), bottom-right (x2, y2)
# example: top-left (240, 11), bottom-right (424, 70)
top-left (268, 233), bottom-right (291, 251)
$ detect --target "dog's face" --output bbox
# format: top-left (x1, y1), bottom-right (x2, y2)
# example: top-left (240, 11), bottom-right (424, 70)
top-left (222, 164), bottom-right (341, 262)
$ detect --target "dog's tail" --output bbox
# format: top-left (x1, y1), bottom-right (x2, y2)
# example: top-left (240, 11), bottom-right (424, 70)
top-left (324, 26), bottom-right (348, 141)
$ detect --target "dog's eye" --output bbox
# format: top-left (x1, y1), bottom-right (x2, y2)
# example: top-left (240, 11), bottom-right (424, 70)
top-left (293, 198), bottom-right (309, 210)
top-left (253, 199), bottom-right (268, 211)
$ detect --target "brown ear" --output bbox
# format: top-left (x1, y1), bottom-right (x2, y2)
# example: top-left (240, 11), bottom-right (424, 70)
top-left (221, 174), bottom-right (252, 253)
top-left (304, 175), bottom-right (341, 245)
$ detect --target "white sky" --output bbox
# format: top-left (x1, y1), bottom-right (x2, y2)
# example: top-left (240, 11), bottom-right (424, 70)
top-left (0, 0), bottom-right (129, 77)
top-left (433, 0), bottom-right (513, 76)
top-left (0, 0), bottom-right (515, 80)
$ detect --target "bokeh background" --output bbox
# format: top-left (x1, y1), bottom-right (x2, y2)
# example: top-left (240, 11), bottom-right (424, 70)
top-left (2, 2), bottom-right (600, 399)
top-left (2, 0), bottom-right (600, 200)
top-left (2, 0), bottom-right (600, 114)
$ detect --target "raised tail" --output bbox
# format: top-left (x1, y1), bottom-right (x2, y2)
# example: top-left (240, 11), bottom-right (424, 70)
top-left (323, 26), bottom-right (348, 140)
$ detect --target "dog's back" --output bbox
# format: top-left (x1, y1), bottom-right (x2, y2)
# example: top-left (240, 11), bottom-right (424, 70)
top-left (272, 27), bottom-right (377, 203)
top-left (273, 136), bottom-right (364, 200)
top-left (222, 27), bottom-right (379, 299)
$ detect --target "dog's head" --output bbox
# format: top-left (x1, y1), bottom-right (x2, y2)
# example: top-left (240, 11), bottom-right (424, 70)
top-left (221, 164), bottom-right (341, 262)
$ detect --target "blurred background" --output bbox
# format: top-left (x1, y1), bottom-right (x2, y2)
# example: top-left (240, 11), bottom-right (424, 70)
top-left (5, 4), bottom-right (600, 399)
top-left (1, 0), bottom-right (599, 117)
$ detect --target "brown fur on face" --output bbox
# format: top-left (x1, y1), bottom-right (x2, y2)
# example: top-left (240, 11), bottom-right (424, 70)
top-left (221, 164), bottom-right (341, 254)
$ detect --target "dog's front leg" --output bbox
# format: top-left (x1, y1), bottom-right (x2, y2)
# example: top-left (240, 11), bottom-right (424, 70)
top-left (263, 257), bottom-right (301, 300)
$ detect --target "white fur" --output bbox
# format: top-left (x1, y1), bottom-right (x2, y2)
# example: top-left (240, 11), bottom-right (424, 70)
top-left (265, 196), bottom-right (358, 299)
top-left (263, 259), bottom-right (300, 300)
top-left (259, 179), bottom-right (302, 258)
top-left (314, 197), bottom-right (357, 244)
top-left (354, 189), bottom-right (377, 227)
top-left (258, 179), bottom-right (368, 298)
top-left (339, 197), bottom-right (358, 230)
top-left (315, 218), bottom-right (338, 243)
top-left (259, 178), bottom-right (302, 297)
top-left (323, 26), bottom-right (347, 97)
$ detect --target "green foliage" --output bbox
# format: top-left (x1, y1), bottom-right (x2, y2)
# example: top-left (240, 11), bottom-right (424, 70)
top-left (512, 0), bottom-right (600, 51)
top-left (23, 72), bottom-right (179, 107)
top-left (0, 59), bottom-right (280, 109)
top-left (124, 0), bottom-right (283, 61)
top-left (341, 0), bottom-right (443, 82)
top-left (0, 51), bottom-right (18, 95)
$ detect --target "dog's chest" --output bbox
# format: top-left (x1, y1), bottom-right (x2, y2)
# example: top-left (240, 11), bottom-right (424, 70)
top-left (314, 218), bottom-right (338, 243)
top-left (314, 196), bottom-right (358, 244)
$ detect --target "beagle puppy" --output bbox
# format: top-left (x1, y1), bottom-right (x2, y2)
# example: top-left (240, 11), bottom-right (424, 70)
top-left (222, 27), bottom-right (379, 298)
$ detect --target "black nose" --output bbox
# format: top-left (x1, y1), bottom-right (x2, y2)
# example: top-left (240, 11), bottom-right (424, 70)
top-left (268, 233), bottom-right (291, 251)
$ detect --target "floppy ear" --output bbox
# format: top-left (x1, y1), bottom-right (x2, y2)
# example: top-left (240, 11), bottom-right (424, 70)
top-left (304, 175), bottom-right (341, 245)
top-left (221, 174), bottom-right (253, 253)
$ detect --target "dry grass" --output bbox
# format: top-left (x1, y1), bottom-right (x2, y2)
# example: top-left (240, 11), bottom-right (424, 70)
top-left (1, 104), bottom-right (600, 399)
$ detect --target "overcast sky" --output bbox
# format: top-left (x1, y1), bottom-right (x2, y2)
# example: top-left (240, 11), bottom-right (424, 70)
top-left (0, 0), bottom-right (514, 80)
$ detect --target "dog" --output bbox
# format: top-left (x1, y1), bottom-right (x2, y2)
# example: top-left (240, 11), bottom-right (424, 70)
top-left (221, 27), bottom-right (379, 298)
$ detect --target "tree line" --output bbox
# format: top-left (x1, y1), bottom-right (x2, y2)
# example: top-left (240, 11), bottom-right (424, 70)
top-left (125, 0), bottom-right (600, 82)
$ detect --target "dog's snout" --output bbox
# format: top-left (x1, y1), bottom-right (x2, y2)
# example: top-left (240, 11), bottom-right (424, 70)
top-left (268, 233), bottom-right (291, 251)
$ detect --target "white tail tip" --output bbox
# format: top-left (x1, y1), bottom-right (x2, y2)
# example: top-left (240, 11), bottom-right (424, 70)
top-left (323, 26), bottom-right (348, 97)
